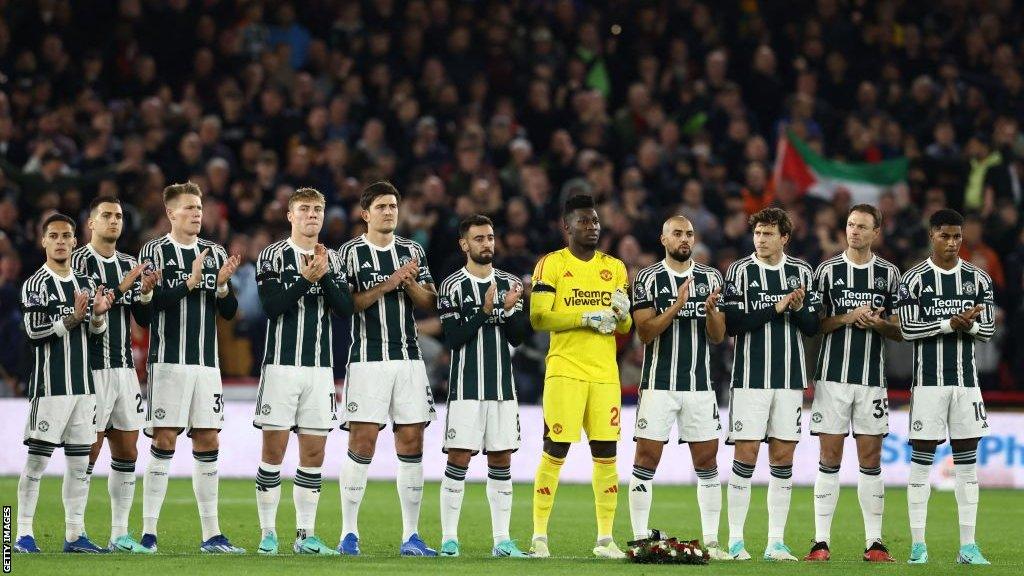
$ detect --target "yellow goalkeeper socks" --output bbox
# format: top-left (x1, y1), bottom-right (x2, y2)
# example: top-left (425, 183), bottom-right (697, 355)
top-left (532, 453), bottom-right (565, 537)
top-left (592, 457), bottom-right (619, 538)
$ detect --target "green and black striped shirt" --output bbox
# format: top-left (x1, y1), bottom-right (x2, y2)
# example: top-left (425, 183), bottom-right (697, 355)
top-left (21, 265), bottom-right (103, 398)
top-left (813, 252), bottom-right (901, 387)
top-left (438, 267), bottom-right (529, 401)
top-left (723, 253), bottom-right (820, 390)
top-left (139, 234), bottom-right (238, 367)
top-left (337, 234), bottom-right (433, 363)
top-left (896, 258), bottom-right (995, 387)
top-left (256, 238), bottom-right (353, 367)
top-left (631, 260), bottom-right (723, 392)
top-left (72, 244), bottom-right (149, 370)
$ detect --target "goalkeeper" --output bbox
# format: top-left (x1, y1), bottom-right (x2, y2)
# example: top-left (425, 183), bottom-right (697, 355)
top-left (528, 194), bottom-right (632, 559)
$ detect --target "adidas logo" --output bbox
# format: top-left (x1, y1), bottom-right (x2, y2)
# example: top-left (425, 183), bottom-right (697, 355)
top-left (286, 264), bottom-right (296, 271)
top-left (361, 262), bottom-right (372, 269)
top-left (834, 278), bottom-right (845, 286)
top-left (50, 294), bottom-right (59, 301)
top-left (464, 296), bottom-right (474, 304)
top-left (923, 286), bottom-right (934, 292)
top-left (631, 485), bottom-right (648, 493)
top-left (536, 487), bottom-right (552, 495)
top-left (750, 280), bottom-right (760, 288)
top-left (660, 286), bottom-right (670, 294)
top-left (563, 270), bottom-right (573, 278)
top-left (166, 259), bottom-right (177, 266)
top-left (604, 485), bottom-right (618, 494)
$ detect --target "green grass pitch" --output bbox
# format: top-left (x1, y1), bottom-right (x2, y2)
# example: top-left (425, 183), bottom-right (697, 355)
top-left (4, 477), bottom-right (1020, 575)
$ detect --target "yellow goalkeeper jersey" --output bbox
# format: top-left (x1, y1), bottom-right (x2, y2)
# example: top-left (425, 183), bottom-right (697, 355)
top-left (530, 248), bottom-right (631, 384)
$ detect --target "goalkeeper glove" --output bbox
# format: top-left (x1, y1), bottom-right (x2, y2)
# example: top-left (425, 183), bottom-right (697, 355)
top-left (611, 289), bottom-right (630, 322)
top-left (581, 309), bottom-right (617, 334)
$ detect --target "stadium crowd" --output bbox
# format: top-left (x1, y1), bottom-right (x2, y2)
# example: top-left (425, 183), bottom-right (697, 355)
top-left (0, 0), bottom-right (1022, 400)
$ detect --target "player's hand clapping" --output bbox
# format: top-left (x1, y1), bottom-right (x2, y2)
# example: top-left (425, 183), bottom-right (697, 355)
top-left (671, 277), bottom-right (694, 312)
top-left (705, 285), bottom-right (722, 314)
top-left (787, 285), bottom-right (806, 311)
top-left (503, 282), bottom-right (523, 312)
top-left (301, 253), bottom-right (328, 283)
top-left (217, 253), bottom-right (242, 285)
top-left (482, 282), bottom-right (497, 315)
top-left (92, 285), bottom-right (114, 316)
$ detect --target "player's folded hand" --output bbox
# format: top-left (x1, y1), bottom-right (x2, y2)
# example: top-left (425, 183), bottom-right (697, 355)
top-left (611, 289), bottom-right (630, 321)
top-left (581, 309), bottom-right (617, 334)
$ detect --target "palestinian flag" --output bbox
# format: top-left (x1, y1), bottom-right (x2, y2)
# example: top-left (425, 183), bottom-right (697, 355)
top-left (772, 131), bottom-right (907, 204)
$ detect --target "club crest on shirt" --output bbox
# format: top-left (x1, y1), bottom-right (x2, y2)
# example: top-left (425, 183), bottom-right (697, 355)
top-left (600, 269), bottom-right (612, 281)
top-left (875, 276), bottom-right (888, 290)
top-left (787, 275), bottom-right (801, 289)
top-left (963, 281), bottom-right (975, 295)
top-left (696, 282), bottom-right (709, 296)
top-left (205, 255), bottom-right (216, 268)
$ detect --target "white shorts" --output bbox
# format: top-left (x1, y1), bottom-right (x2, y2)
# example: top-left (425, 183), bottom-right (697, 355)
top-left (727, 388), bottom-right (804, 444)
top-left (342, 360), bottom-right (436, 429)
top-left (810, 381), bottom-right (889, 437)
top-left (443, 399), bottom-right (521, 454)
top-left (146, 363), bottom-right (224, 435)
top-left (909, 386), bottom-right (991, 443)
top-left (254, 364), bottom-right (337, 434)
top-left (93, 368), bottom-right (145, 432)
top-left (24, 395), bottom-right (97, 446)
top-left (634, 389), bottom-right (721, 444)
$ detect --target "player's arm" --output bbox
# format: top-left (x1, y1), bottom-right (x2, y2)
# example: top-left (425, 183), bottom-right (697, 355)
top-left (438, 289), bottom-right (490, 350)
top-left (21, 283), bottom-right (71, 344)
top-left (529, 284), bottom-right (584, 331)
top-left (86, 277), bottom-right (110, 335)
top-left (403, 250), bottom-right (438, 311)
top-left (964, 273), bottom-right (996, 341)
top-left (723, 267), bottom-right (785, 336)
top-left (789, 279), bottom-right (820, 337)
top-left (139, 244), bottom-right (191, 312)
top-left (631, 274), bottom-right (685, 344)
top-left (320, 250), bottom-right (354, 316)
top-left (130, 272), bottom-right (153, 327)
top-left (505, 306), bottom-right (532, 347)
top-left (351, 257), bottom-right (414, 312)
top-left (113, 259), bottom-right (151, 326)
top-left (353, 279), bottom-right (397, 311)
top-left (815, 264), bottom-right (854, 334)
top-left (404, 279), bottom-right (437, 311)
top-left (705, 274), bottom-right (726, 344)
top-left (256, 250), bottom-right (311, 318)
top-left (612, 263), bottom-right (633, 334)
top-left (502, 284), bottom-right (531, 347)
top-left (897, 280), bottom-right (948, 340)
top-left (865, 273), bottom-right (903, 340)
top-left (213, 247), bottom-right (238, 319)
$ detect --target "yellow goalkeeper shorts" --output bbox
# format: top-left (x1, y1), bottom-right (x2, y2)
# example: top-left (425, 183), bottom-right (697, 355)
top-left (542, 375), bottom-right (621, 443)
